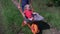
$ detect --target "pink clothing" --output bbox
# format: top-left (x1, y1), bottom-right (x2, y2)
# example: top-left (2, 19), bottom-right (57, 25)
top-left (24, 10), bottom-right (33, 18)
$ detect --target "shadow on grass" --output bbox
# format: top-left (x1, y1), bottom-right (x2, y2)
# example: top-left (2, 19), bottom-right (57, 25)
top-left (32, 21), bottom-right (50, 34)
top-left (17, 20), bottom-right (50, 34)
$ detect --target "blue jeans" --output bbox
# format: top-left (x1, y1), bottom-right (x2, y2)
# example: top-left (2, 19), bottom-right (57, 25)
top-left (21, 0), bottom-right (29, 12)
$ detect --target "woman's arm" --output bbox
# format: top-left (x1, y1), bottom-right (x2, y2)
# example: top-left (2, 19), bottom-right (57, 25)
top-left (30, 0), bottom-right (34, 12)
top-left (17, 4), bottom-right (25, 17)
top-left (19, 0), bottom-right (22, 4)
top-left (12, 0), bottom-right (25, 17)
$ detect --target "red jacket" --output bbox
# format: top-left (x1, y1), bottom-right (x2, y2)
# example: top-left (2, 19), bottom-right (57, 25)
top-left (24, 9), bottom-right (33, 18)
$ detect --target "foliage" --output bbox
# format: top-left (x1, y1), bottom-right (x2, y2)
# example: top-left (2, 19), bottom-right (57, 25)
top-left (51, 0), bottom-right (60, 7)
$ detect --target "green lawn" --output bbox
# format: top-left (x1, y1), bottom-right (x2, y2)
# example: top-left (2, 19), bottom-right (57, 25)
top-left (0, 0), bottom-right (60, 34)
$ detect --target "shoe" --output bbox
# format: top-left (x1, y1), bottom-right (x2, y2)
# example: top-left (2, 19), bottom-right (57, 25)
top-left (21, 21), bottom-right (27, 26)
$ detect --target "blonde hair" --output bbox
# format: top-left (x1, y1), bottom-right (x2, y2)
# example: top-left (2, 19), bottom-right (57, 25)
top-left (24, 4), bottom-right (31, 10)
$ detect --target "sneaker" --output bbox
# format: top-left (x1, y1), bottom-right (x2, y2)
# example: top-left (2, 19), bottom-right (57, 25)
top-left (22, 21), bottom-right (27, 26)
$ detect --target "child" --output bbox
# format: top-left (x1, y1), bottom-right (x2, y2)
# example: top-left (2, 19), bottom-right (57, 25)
top-left (18, 4), bottom-right (44, 26)
top-left (22, 4), bottom-right (33, 26)
top-left (22, 4), bottom-right (44, 26)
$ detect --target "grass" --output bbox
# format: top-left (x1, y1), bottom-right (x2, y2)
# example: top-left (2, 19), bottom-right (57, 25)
top-left (0, 0), bottom-right (60, 34)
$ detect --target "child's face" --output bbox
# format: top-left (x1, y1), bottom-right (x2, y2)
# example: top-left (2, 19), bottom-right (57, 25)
top-left (25, 5), bottom-right (30, 10)
top-left (25, 6), bottom-right (30, 10)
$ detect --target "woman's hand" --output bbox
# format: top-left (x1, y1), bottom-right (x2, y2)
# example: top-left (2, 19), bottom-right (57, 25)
top-left (18, 4), bottom-right (21, 9)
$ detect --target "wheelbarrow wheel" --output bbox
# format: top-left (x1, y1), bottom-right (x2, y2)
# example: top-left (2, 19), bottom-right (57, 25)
top-left (31, 23), bottom-right (39, 34)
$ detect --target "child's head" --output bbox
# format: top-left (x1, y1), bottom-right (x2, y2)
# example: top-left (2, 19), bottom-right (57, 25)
top-left (24, 4), bottom-right (33, 20)
top-left (24, 4), bottom-right (31, 10)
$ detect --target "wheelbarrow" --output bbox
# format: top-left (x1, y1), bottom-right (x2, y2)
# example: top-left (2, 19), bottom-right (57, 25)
top-left (12, 0), bottom-right (50, 34)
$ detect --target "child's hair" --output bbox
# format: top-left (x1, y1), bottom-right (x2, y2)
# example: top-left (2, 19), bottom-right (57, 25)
top-left (24, 4), bottom-right (31, 10)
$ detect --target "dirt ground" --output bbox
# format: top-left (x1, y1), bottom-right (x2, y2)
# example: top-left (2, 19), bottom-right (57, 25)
top-left (43, 28), bottom-right (60, 34)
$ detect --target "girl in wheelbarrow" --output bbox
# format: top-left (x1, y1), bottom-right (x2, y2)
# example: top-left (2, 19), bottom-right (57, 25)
top-left (18, 4), bottom-right (44, 26)
top-left (18, 4), bottom-right (44, 34)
